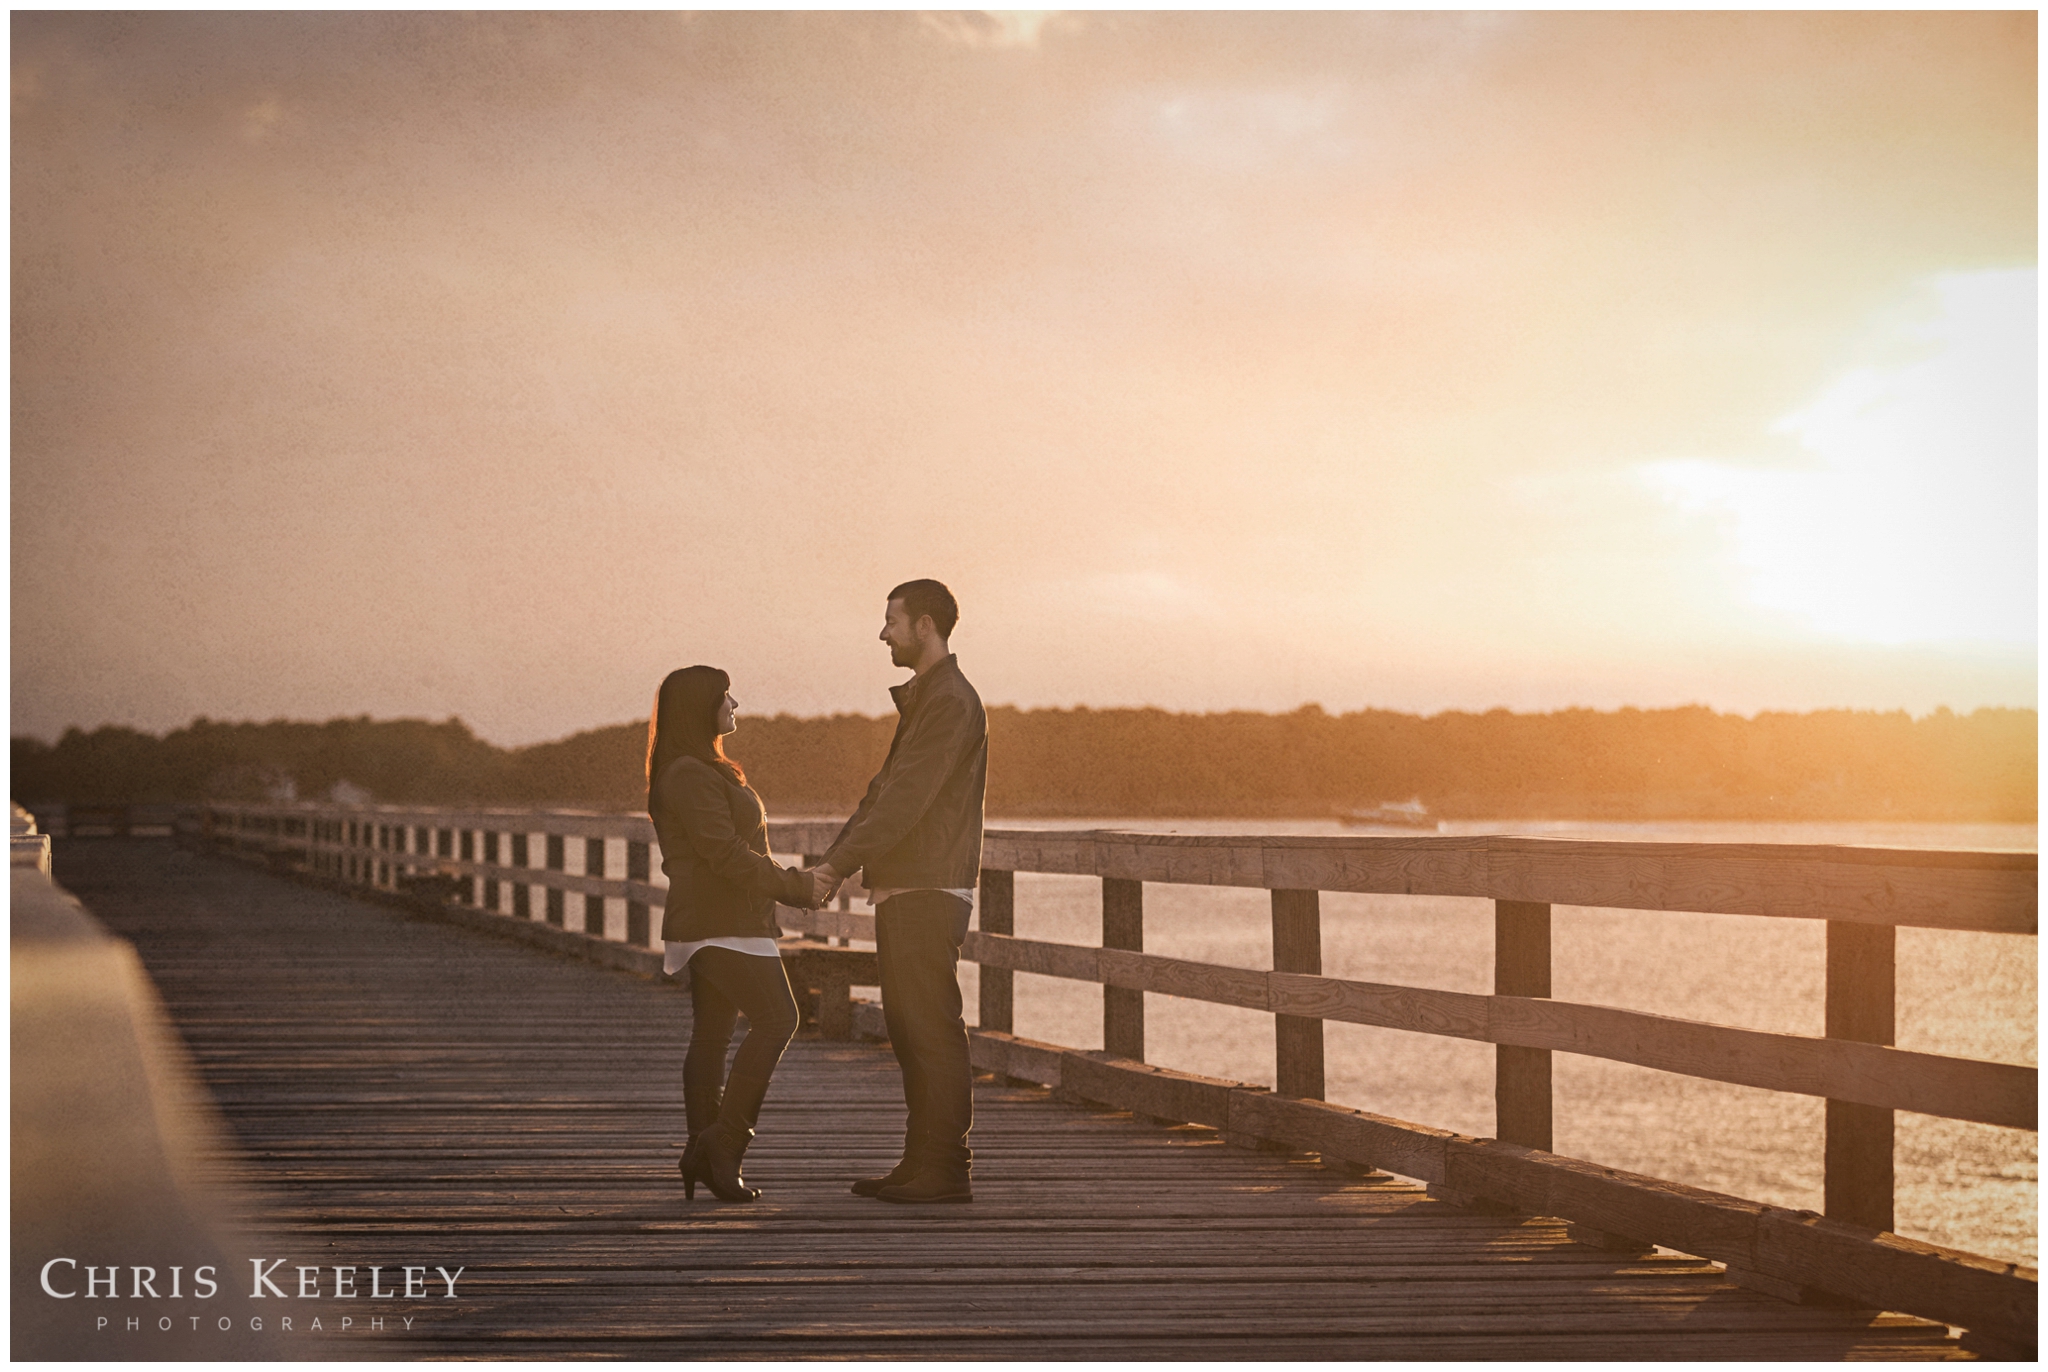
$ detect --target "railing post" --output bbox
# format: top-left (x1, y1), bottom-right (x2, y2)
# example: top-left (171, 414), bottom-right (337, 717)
top-left (1272, 889), bottom-right (1324, 1100)
top-left (1825, 921), bottom-right (1895, 1231)
top-left (809, 854), bottom-right (851, 944)
top-left (458, 829), bottom-right (475, 904)
top-left (797, 854), bottom-right (822, 938)
top-left (626, 841), bottom-right (650, 947)
top-left (544, 833), bottom-right (565, 926)
top-left (511, 833), bottom-right (531, 919)
top-left (481, 831), bottom-right (500, 911)
top-left (979, 869), bottom-right (1015, 1034)
top-left (1494, 899), bottom-right (1552, 1151)
top-left (1103, 877), bottom-right (1143, 1061)
top-left (584, 837), bottom-right (605, 936)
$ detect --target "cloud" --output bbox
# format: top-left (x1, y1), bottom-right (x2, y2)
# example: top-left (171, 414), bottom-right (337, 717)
top-left (240, 96), bottom-right (286, 142)
top-left (10, 13), bottom-right (2036, 740)
top-left (921, 11), bottom-right (1065, 50)
top-left (1641, 268), bottom-right (2036, 648)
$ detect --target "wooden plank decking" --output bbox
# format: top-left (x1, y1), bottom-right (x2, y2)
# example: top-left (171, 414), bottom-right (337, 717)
top-left (50, 840), bottom-right (1971, 1359)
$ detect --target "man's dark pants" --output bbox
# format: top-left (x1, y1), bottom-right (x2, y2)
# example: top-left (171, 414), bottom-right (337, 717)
top-left (875, 890), bottom-right (974, 1176)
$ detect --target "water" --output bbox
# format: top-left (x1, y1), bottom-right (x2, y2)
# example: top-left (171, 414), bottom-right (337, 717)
top-left (922, 818), bottom-right (2036, 1267)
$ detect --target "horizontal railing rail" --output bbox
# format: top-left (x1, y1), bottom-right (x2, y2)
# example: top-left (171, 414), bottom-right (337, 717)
top-left (195, 804), bottom-right (2037, 930)
top-left (956, 932), bottom-right (2033, 1128)
top-left (985, 829), bottom-right (2036, 933)
top-left (192, 800), bottom-right (2037, 1352)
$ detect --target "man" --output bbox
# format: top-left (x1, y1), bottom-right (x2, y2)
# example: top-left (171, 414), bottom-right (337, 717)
top-left (811, 579), bottom-right (987, 1204)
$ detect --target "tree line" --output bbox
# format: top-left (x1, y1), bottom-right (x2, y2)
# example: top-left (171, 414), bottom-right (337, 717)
top-left (11, 703), bottom-right (2033, 820)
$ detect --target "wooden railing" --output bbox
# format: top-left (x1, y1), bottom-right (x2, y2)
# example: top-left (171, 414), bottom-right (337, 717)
top-left (195, 802), bottom-right (2037, 1353)
top-left (14, 814), bottom-right (277, 1358)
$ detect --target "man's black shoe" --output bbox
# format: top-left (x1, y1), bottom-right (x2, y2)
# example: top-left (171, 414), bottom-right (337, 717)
top-left (850, 1162), bottom-right (917, 1198)
top-left (877, 1170), bottom-right (972, 1204)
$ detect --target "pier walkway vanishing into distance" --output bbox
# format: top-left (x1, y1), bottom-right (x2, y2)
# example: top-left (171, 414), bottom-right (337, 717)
top-left (19, 804), bottom-right (2038, 1359)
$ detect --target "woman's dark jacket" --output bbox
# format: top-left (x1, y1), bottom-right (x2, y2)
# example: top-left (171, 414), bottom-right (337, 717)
top-left (651, 755), bottom-right (811, 941)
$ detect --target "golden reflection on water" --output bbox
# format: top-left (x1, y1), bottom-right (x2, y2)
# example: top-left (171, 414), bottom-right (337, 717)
top-left (972, 818), bottom-right (2037, 1267)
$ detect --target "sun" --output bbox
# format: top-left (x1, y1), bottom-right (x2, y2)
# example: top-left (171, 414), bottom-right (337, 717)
top-left (1642, 269), bottom-right (2035, 649)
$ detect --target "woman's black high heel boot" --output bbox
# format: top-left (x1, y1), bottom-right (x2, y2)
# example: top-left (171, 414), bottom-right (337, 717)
top-left (697, 1067), bottom-right (773, 1201)
top-left (696, 1119), bottom-right (759, 1202)
top-left (679, 1082), bottom-right (722, 1199)
top-left (678, 1137), bottom-right (706, 1199)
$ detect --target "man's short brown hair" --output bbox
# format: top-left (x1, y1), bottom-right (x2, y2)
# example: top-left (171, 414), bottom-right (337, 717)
top-left (888, 579), bottom-right (959, 639)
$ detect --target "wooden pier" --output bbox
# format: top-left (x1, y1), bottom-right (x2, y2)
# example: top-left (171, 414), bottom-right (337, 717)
top-left (28, 826), bottom-right (2032, 1359)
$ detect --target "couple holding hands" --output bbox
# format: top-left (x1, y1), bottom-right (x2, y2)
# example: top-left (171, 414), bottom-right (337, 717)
top-left (645, 579), bottom-right (987, 1205)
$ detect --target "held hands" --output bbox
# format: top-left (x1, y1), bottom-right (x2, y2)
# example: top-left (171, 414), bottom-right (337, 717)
top-left (808, 863), bottom-right (844, 908)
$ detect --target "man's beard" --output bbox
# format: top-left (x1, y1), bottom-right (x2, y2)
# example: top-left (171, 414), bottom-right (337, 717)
top-left (888, 639), bottom-right (918, 668)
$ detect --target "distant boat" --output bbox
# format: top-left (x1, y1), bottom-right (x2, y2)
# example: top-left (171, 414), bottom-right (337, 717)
top-left (1337, 800), bottom-right (1439, 831)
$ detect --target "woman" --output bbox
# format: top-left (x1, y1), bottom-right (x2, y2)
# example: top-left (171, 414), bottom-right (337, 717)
top-left (647, 665), bottom-right (814, 1202)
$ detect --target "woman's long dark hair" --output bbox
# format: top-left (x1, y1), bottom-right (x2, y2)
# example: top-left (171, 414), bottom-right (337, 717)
top-left (646, 665), bottom-right (745, 815)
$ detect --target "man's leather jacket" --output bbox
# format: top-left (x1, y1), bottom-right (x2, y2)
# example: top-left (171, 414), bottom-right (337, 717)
top-left (825, 653), bottom-right (987, 892)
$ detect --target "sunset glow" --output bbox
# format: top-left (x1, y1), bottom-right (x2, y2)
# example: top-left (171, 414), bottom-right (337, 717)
top-left (1642, 268), bottom-right (2036, 649)
top-left (11, 11), bottom-right (2036, 745)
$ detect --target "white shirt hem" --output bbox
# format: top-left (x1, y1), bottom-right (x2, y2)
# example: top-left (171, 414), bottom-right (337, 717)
top-left (663, 936), bottom-right (782, 976)
top-left (868, 887), bottom-right (977, 913)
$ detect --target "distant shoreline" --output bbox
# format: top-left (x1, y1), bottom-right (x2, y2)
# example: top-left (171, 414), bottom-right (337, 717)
top-left (14, 704), bottom-right (2034, 825)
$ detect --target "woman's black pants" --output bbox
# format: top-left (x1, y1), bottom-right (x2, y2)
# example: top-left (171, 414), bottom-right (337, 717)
top-left (684, 947), bottom-right (800, 1135)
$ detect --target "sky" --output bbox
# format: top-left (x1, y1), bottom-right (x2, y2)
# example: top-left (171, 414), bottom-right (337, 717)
top-left (11, 11), bottom-right (2037, 747)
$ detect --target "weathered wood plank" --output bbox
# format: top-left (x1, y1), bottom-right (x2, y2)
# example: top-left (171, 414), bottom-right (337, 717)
top-left (776, 904), bottom-right (878, 944)
top-left (1753, 1209), bottom-right (2037, 1341)
top-left (211, 806), bottom-right (2031, 933)
top-left (977, 868), bottom-right (1015, 1033)
top-left (962, 931), bottom-right (1100, 982)
top-left (228, 806), bottom-right (2035, 933)
top-left (1826, 920), bottom-right (1897, 1232)
top-left (1483, 839), bottom-right (2035, 933)
top-left (1094, 835), bottom-right (1268, 887)
top-left (993, 826), bottom-right (2034, 933)
top-left (1272, 889), bottom-right (1325, 1101)
top-left (1102, 877), bottom-right (1145, 1062)
top-left (295, 845), bottom-right (666, 906)
top-left (64, 839), bottom-right (2008, 1359)
top-left (967, 1029), bottom-right (1066, 1088)
top-left (1119, 948), bottom-right (1272, 1012)
top-left (1228, 1091), bottom-right (1459, 1185)
top-left (1058, 1052), bottom-right (1235, 1129)
top-left (960, 935), bottom-right (2037, 1129)
top-left (965, 1030), bottom-right (2032, 1348)
top-left (1259, 836), bottom-right (1494, 895)
top-left (1267, 970), bottom-right (1492, 1039)
top-left (982, 829), bottom-right (1098, 875)
top-left (1495, 899), bottom-right (1553, 1151)
top-left (1486, 997), bottom-right (2036, 1130)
